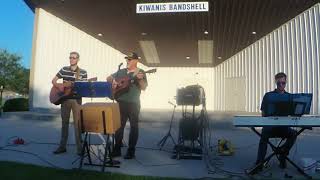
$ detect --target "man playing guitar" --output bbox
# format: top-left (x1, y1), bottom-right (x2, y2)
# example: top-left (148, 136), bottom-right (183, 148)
top-left (52, 51), bottom-right (87, 155)
top-left (107, 52), bottom-right (148, 159)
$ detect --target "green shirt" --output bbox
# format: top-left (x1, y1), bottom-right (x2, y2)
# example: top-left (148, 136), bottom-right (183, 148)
top-left (112, 68), bottom-right (147, 104)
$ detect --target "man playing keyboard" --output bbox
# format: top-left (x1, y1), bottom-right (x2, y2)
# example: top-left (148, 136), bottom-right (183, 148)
top-left (253, 72), bottom-right (297, 174)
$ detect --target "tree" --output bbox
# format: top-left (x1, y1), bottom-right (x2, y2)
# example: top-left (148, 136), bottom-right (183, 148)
top-left (0, 49), bottom-right (30, 95)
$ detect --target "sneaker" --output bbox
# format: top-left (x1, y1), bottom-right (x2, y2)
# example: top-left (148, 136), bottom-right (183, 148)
top-left (53, 147), bottom-right (67, 154)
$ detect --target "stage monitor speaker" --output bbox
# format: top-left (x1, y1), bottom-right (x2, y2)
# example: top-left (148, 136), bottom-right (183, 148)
top-left (80, 103), bottom-right (121, 134)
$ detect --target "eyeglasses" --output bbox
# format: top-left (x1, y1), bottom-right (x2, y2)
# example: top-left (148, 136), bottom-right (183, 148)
top-left (69, 57), bottom-right (78, 60)
top-left (277, 81), bottom-right (286, 85)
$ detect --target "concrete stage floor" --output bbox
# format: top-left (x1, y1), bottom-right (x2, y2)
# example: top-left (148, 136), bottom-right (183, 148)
top-left (1, 110), bottom-right (320, 179)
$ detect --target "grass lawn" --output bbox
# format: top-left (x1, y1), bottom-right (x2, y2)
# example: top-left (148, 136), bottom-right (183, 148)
top-left (0, 161), bottom-right (186, 180)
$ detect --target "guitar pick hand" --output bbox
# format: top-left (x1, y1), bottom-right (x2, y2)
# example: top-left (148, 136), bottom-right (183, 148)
top-left (136, 72), bottom-right (144, 80)
top-left (112, 80), bottom-right (119, 89)
top-left (58, 85), bottom-right (64, 92)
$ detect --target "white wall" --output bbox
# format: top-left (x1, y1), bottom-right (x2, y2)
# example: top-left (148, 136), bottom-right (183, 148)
top-left (30, 9), bottom-right (126, 110)
top-left (30, 4), bottom-right (320, 114)
top-left (30, 9), bottom-right (215, 110)
top-left (214, 3), bottom-right (320, 114)
top-left (139, 66), bottom-right (215, 109)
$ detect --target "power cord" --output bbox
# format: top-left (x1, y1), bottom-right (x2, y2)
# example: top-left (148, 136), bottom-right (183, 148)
top-left (2, 135), bottom-right (184, 168)
top-left (199, 109), bottom-right (247, 179)
top-left (0, 148), bottom-right (59, 168)
top-left (0, 136), bottom-right (60, 168)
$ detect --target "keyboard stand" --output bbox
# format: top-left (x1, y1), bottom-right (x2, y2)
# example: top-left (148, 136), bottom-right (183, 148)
top-left (246, 127), bottom-right (312, 179)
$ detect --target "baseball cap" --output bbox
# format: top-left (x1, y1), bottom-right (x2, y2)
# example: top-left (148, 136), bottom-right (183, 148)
top-left (125, 52), bottom-right (139, 60)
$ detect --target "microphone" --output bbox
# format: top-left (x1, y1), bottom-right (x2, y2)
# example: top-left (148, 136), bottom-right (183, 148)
top-left (117, 63), bottom-right (123, 71)
top-left (168, 101), bottom-right (176, 106)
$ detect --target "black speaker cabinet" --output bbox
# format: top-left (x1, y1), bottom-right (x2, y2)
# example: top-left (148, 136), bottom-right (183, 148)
top-left (176, 85), bottom-right (203, 106)
top-left (179, 117), bottom-right (201, 141)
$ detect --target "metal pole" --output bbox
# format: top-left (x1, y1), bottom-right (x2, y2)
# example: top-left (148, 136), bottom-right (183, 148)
top-left (0, 86), bottom-right (3, 116)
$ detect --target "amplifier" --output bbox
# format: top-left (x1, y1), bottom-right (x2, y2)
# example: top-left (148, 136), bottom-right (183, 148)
top-left (176, 85), bottom-right (204, 106)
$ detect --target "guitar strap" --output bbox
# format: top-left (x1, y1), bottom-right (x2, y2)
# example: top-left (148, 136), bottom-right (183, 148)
top-left (75, 66), bottom-right (80, 80)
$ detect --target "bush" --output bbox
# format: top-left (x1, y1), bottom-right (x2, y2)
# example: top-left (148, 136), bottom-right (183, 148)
top-left (3, 98), bottom-right (29, 112)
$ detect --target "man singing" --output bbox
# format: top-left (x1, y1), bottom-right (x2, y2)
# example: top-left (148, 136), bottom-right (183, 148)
top-left (52, 52), bottom-right (87, 155)
top-left (107, 52), bottom-right (148, 159)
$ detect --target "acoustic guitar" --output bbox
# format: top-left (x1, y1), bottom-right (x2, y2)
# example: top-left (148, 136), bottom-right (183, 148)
top-left (49, 77), bottom-right (97, 105)
top-left (112, 68), bottom-right (156, 99)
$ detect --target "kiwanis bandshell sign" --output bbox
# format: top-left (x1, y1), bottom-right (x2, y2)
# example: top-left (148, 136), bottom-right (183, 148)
top-left (136, 2), bottom-right (209, 13)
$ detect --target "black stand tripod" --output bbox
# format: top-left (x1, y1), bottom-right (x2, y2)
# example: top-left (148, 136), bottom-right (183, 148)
top-left (157, 101), bottom-right (177, 150)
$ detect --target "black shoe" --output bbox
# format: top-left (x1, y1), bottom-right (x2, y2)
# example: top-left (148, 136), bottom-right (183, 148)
top-left (245, 164), bottom-right (263, 175)
top-left (53, 147), bottom-right (66, 154)
top-left (124, 150), bottom-right (135, 159)
top-left (111, 150), bottom-right (121, 157)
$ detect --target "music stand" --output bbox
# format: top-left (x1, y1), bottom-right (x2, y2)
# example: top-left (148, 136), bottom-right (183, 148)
top-left (79, 104), bottom-right (121, 171)
top-left (74, 81), bottom-right (112, 98)
top-left (157, 102), bottom-right (177, 150)
top-left (75, 82), bottom-right (120, 171)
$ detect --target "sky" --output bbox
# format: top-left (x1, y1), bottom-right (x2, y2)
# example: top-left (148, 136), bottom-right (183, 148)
top-left (0, 0), bottom-right (34, 68)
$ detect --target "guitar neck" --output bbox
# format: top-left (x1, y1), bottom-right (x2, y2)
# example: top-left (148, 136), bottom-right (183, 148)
top-left (130, 71), bottom-right (154, 81)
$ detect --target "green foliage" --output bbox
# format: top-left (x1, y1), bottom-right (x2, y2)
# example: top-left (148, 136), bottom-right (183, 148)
top-left (9, 68), bottom-right (30, 95)
top-left (3, 98), bottom-right (29, 112)
top-left (0, 49), bottom-right (29, 95)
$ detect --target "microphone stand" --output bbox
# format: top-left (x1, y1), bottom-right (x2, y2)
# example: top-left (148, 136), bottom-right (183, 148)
top-left (157, 102), bottom-right (177, 150)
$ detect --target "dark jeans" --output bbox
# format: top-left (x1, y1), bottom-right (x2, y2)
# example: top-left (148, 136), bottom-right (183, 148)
top-left (114, 101), bottom-right (140, 153)
top-left (256, 127), bottom-right (297, 164)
